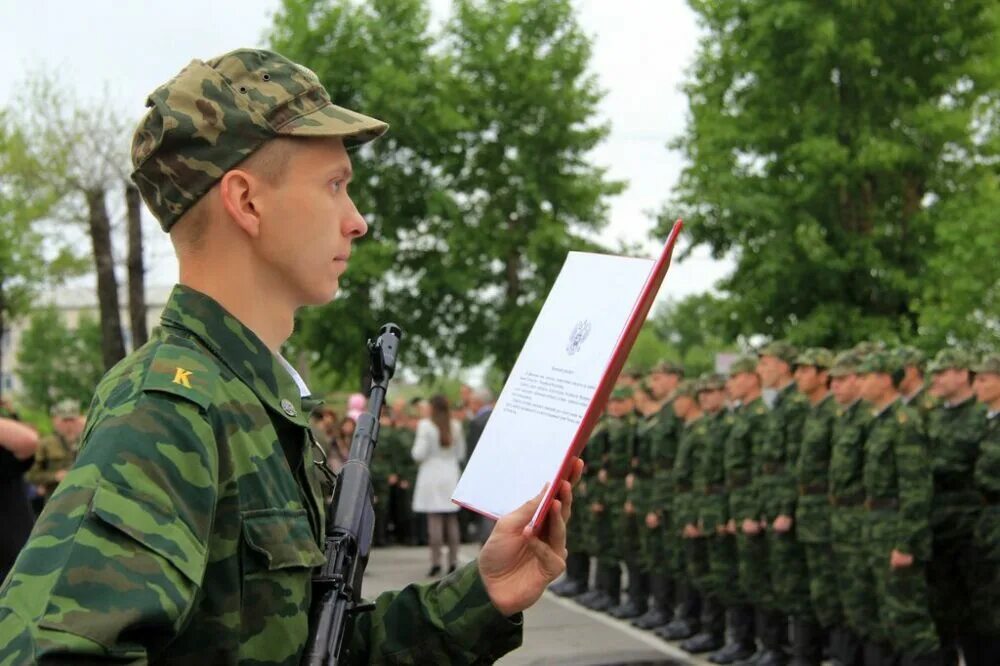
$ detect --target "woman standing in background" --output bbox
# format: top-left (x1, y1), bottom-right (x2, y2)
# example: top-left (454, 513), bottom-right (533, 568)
top-left (412, 394), bottom-right (466, 576)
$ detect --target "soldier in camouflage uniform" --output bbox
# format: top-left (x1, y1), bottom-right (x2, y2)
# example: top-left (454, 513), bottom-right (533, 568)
top-left (684, 374), bottom-right (736, 655)
top-left (0, 48), bottom-right (581, 664)
top-left (634, 361), bottom-right (685, 631)
top-left (791, 348), bottom-right (837, 665)
top-left (828, 350), bottom-right (876, 665)
top-left (25, 399), bottom-right (84, 513)
top-left (581, 386), bottom-right (635, 613)
top-left (857, 351), bottom-right (941, 666)
top-left (926, 349), bottom-right (988, 664)
top-left (898, 347), bottom-right (936, 418)
top-left (969, 353), bottom-right (1000, 666)
top-left (719, 356), bottom-right (776, 665)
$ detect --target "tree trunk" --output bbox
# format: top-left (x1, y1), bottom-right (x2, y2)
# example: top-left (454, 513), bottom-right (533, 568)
top-left (85, 187), bottom-right (126, 370)
top-left (125, 184), bottom-right (148, 350)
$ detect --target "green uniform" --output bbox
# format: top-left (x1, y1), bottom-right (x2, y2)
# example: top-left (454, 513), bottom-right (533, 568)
top-left (862, 399), bottom-right (939, 656)
top-left (633, 411), bottom-right (660, 572)
top-left (389, 425), bottom-right (418, 545)
top-left (698, 410), bottom-right (740, 606)
top-left (597, 414), bottom-right (634, 566)
top-left (972, 408), bottom-right (1000, 637)
top-left (925, 396), bottom-right (988, 645)
top-left (649, 399), bottom-right (684, 577)
top-left (759, 383), bottom-right (813, 618)
top-left (24, 432), bottom-right (79, 499)
top-left (829, 399), bottom-right (879, 641)
top-left (675, 415), bottom-right (710, 596)
top-left (573, 419), bottom-right (606, 558)
top-left (0, 286), bottom-right (522, 664)
top-left (795, 394), bottom-right (841, 629)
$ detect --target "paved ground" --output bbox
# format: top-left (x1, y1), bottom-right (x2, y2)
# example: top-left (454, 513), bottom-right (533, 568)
top-left (362, 544), bottom-right (708, 665)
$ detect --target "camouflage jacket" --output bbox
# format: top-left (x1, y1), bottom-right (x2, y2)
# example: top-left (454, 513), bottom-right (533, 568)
top-left (795, 394), bottom-right (837, 543)
top-left (974, 411), bottom-right (1000, 560)
top-left (0, 286), bottom-right (521, 665)
top-left (862, 399), bottom-right (933, 560)
top-left (24, 432), bottom-right (79, 494)
top-left (829, 399), bottom-right (872, 543)
top-left (649, 399), bottom-right (682, 515)
top-left (674, 415), bottom-right (708, 529)
top-left (725, 397), bottom-right (769, 523)
top-left (758, 383), bottom-right (810, 518)
top-left (926, 396), bottom-right (988, 538)
top-left (695, 410), bottom-right (734, 532)
top-left (596, 414), bottom-right (635, 507)
top-left (632, 412), bottom-right (659, 514)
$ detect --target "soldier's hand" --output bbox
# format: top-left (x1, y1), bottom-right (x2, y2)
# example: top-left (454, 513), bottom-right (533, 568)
top-left (772, 514), bottom-right (793, 533)
top-left (890, 549), bottom-right (914, 570)
top-left (479, 457), bottom-right (584, 616)
top-left (35, 485), bottom-right (47, 497)
top-left (645, 512), bottom-right (660, 529)
top-left (590, 502), bottom-right (604, 513)
top-left (624, 500), bottom-right (635, 514)
top-left (597, 469), bottom-right (608, 483)
top-left (625, 473), bottom-right (635, 490)
top-left (388, 473), bottom-right (399, 485)
top-left (55, 469), bottom-right (68, 482)
top-left (742, 518), bottom-right (761, 535)
top-left (683, 523), bottom-right (700, 538)
top-left (400, 480), bottom-right (410, 489)
top-left (726, 519), bottom-right (737, 534)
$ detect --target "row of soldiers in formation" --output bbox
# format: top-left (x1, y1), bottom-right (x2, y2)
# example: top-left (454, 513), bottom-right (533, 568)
top-left (549, 343), bottom-right (1000, 666)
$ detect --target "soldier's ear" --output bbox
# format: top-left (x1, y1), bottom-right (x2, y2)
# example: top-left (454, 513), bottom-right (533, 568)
top-left (219, 169), bottom-right (263, 238)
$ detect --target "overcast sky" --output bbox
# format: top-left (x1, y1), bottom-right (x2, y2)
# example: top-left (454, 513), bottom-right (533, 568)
top-left (1, 0), bottom-right (731, 302)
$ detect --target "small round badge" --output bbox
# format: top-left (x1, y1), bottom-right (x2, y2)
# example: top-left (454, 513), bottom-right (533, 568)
top-left (280, 399), bottom-right (297, 417)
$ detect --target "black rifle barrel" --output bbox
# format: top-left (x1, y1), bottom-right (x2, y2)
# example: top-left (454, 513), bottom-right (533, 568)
top-left (303, 323), bottom-right (403, 665)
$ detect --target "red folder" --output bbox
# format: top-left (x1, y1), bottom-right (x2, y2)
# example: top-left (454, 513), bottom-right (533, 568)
top-left (523, 219), bottom-right (684, 533)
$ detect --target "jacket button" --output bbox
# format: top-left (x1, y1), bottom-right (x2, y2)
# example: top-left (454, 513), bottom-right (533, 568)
top-left (280, 399), bottom-right (297, 417)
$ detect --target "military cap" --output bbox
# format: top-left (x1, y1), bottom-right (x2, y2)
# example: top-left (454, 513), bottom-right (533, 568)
top-left (895, 345), bottom-right (926, 370)
top-left (697, 373), bottom-right (726, 392)
top-left (50, 399), bottom-right (81, 419)
top-left (928, 348), bottom-right (976, 374)
top-left (852, 341), bottom-right (885, 356)
top-left (131, 48), bottom-right (389, 232)
top-left (796, 347), bottom-right (834, 369)
top-left (610, 386), bottom-right (634, 400)
top-left (728, 355), bottom-right (758, 377)
top-left (829, 351), bottom-right (861, 378)
top-left (674, 380), bottom-right (699, 399)
top-left (759, 340), bottom-right (798, 365)
top-left (651, 360), bottom-right (684, 376)
top-left (857, 350), bottom-right (902, 375)
top-left (973, 353), bottom-right (1000, 375)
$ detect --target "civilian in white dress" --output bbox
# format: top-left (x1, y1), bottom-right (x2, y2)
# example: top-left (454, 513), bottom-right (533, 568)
top-left (412, 394), bottom-right (466, 576)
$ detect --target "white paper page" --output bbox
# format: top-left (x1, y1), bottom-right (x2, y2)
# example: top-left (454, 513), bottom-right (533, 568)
top-left (452, 251), bottom-right (654, 518)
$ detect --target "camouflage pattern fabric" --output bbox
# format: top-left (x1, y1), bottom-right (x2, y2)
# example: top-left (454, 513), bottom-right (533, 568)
top-left (698, 410), bottom-right (742, 606)
top-left (24, 431), bottom-right (79, 498)
top-left (971, 410), bottom-right (1000, 635)
top-left (925, 396), bottom-right (988, 646)
top-left (862, 400), bottom-right (939, 655)
top-left (648, 399), bottom-right (684, 576)
top-left (0, 285), bottom-right (521, 665)
top-left (795, 394), bottom-right (841, 628)
top-left (130, 48), bottom-right (388, 231)
top-left (633, 410), bottom-right (661, 573)
top-left (829, 399), bottom-right (879, 641)
top-left (676, 415), bottom-right (712, 593)
top-left (571, 420), bottom-right (605, 558)
top-left (595, 415), bottom-right (634, 565)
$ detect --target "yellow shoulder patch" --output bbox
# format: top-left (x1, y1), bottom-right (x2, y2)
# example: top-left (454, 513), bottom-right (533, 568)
top-left (897, 409), bottom-right (908, 425)
top-left (141, 342), bottom-right (219, 411)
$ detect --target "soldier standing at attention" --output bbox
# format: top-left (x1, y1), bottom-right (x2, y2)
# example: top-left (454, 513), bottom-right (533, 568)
top-left (567, 405), bottom-right (609, 605)
top-left (634, 361), bottom-right (685, 632)
top-left (925, 349), bottom-right (988, 665)
top-left (717, 356), bottom-right (774, 665)
top-left (968, 353), bottom-right (1000, 666)
top-left (25, 399), bottom-right (85, 514)
top-left (791, 348), bottom-right (837, 665)
top-left (0, 49), bottom-right (579, 664)
top-left (857, 351), bottom-right (941, 666)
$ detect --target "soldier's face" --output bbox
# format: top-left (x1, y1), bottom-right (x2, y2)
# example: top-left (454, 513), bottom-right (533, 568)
top-left (53, 416), bottom-right (83, 440)
top-left (698, 389), bottom-right (725, 413)
top-left (649, 372), bottom-right (678, 399)
top-left (253, 138), bottom-right (367, 306)
top-left (831, 374), bottom-right (859, 404)
top-left (930, 368), bottom-right (970, 399)
top-left (859, 372), bottom-right (891, 403)
top-left (973, 372), bottom-right (1000, 405)
top-left (673, 395), bottom-right (694, 419)
top-left (794, 366), bottom-right (827, 394)
top-left (756, 355), bottom-right (788, 388)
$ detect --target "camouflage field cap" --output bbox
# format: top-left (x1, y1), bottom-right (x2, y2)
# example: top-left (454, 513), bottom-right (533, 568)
top-left (796, 347), bottom-right (834, 369)
top-left (675, 380), bottom-right (699, 399)
top-left (928, 348), bottom-right (976, 374)
top-left (858, 350), bottom-right (902, 375)
top-left (852, 341), bottom-right (885, 356)
top-left (973, 353), bottom-right (1000, 375)
top-left (829, 351), bottom-right (861, 378)
top-left (651, 360), bottom-right (684, 376)
top-left (697, 373), bottom-right (726, 392)
top-left (895, 345), bottom-right (926, 370)
top-left (759, 340), bottom-right (798, 365)
top-left (610, 386), bottom-right (634, 401)
top-left (130, 48), bottom-right (389, 231)
top-left (50, 399), bottom-right (81, 419)
top-left (728, 355), bottom-right (758, 377)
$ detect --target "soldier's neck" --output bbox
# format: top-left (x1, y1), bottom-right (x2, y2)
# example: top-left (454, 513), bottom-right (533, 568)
top-left (945, 387), bottom-right (975, 407)
top-left (806, 387), bottom-right (829, 405)
top-left (743, 388), bottom-right (762, 404)
top-left (872, 391), bottom-right (899, 412)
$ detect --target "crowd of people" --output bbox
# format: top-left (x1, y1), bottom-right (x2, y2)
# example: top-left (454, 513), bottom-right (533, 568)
top-left (550, 344), bottom-right (999, 666)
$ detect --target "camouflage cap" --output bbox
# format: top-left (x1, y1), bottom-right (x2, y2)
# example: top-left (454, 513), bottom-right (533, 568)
top-left (697, 373), bottom-right (726, 392)
top-left (651, 360), bottom-right (684, 376)
top-left (728, 355), bottom-right (758, 377)
top-left (928, 348), bottom-right (976, 374)
top-left (852, 341), bottom-right (885, 357)
top-left (130, 48), bottom-right (389, 231)
top-left (796, 347), bottom-right (834, 369)
top-left (895, 345), bottom-right (926, 370)
top-left (829, 351), bottom-right (861, 378)
top-left (857, 350), bottom-right (902, 375)
top-left (759, 340), bottom-right (798, 365)
top-left (674, 380), bottom-right (699, 399)
top-left (973, 353), bottom-right (1000, 375)
top-left (610, 386), bottom-right (634, 401)
top-left (50, 399), bottom-right (81, 419)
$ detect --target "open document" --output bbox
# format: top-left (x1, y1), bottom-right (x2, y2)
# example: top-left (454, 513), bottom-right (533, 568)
top-left (452, 220), bottom-right (683, 531)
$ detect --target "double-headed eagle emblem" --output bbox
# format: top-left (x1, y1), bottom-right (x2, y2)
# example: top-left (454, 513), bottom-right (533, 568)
top-left (566, 319), bottom-right (592, 356)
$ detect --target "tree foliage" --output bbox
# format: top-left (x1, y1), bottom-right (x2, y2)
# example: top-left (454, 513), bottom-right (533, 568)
top-left (658, 0), bottom-right (1000, 350)
top-left (270, 0), bottom-right (621, 387)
